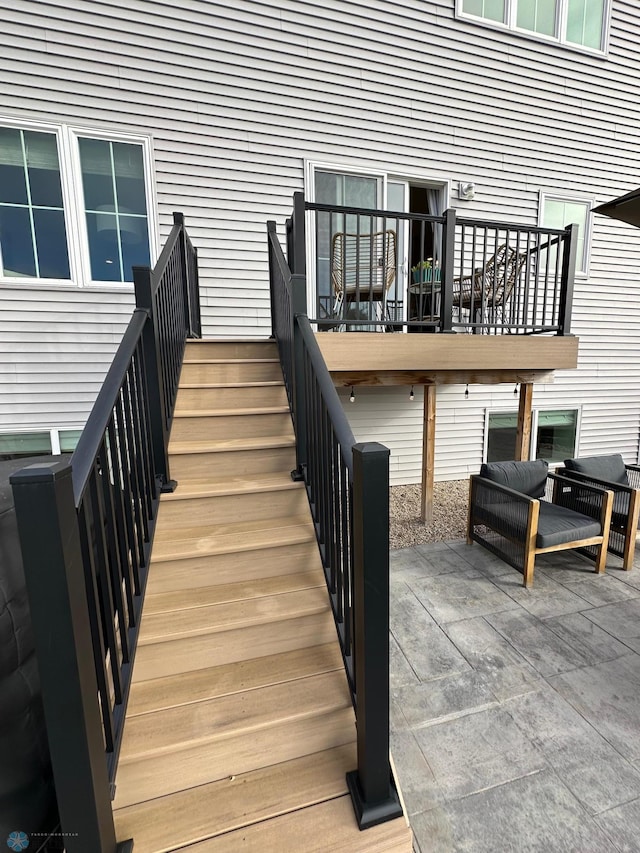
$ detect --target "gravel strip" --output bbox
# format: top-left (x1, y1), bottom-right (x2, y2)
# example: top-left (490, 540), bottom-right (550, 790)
top-left (389, 480), bottom-right (469, 548)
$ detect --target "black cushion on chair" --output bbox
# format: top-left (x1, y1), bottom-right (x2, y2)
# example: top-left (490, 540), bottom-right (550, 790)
top-left (536, 502), bottom-right (602, 549)
top-left (479, 460), bottom-right (549, 498)
top-left (564, 454), bottom-right (629, 486)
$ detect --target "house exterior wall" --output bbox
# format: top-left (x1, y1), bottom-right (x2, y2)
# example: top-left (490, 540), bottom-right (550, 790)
top-left (2, 0), bottom-right (640, 480)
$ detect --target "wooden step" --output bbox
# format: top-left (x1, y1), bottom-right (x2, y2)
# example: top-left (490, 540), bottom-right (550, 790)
top-left (126, 643), bottom-right (344, 717)
top-left (169, 410), bottom-right (292, 442)
top-left (119, 669), bottom-right (352, 763)
top-left (143, 570), bottom-right (324, 619)
top-left (180, 360), bottom-right (282, 384)
top-left (169, 437), bottom-right (296, 479)
top-left (152, 515), bottom-right (315, 562)
top-left (132, 609), bottom-right (338, 681)
top-left (147, 539), bottom-right (322, 594)
top-left (175, 796), bottom-right (413, 853)
top-left (175, 382), bottom-right (288, 412)
top-left (113, 705), bottom-right (356, 808)
top-left (157, 479), bottom-right (307, 528)
top-left (184, 340), bottom-right (277, 360)
top-left (114, 744), bottom-right (356, 853)
top-left (138, 586), bottom-right (330, 646)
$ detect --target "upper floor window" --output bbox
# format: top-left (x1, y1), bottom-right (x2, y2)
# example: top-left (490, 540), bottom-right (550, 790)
top-left (539, 194), bottom-right (592, 276)
top-left (458, 0), bottom-right (610, 53)
top-left (0, 121), bottom-right (154, 286)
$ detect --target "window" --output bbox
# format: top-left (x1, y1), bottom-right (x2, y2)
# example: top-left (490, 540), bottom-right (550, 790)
top-left (540, 194), bottom-right (592, 276)
top-left (0, 427), bottom-right (82, 461)
top-left (0, 128), bottom-right (70, 279)
top-left (458, 0), bottom-right (609, 53)
top-left (0, 121), bottom-right (154, 285)
top-left (485, 408), bottom-right (579, 464)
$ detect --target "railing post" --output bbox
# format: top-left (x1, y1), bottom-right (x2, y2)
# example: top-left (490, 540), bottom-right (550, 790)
top-left (173, 211), bottom-right (194, 339)
top-left (291, 191), bottom-right (307, 279)
top-left (267, 221), bottom-right (278, 340)
top-left (347, 443), bottom-right (403, 830)
top-left (134, 265), bottom-right (177, 492)
top-left (291, 273), bottom-right (308, 476)
top-left (439, 208), bottom-right (456, 333)
top-left (285, 216), bottom-right (294, 272)
top-left (10, 460), bottom-right (122, 853)
top-left (558, 222), bottom-right (578, 335)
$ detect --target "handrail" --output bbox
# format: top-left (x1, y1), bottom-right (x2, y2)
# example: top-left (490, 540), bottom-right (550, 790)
top-left (10, 213), bottom-right (200, 853)
top-left (71, 309), bottom-right (148, 502)
top-left (267, 215), bottom-right (403, 831)
top-left (296, 314), bottom-right (354, 474)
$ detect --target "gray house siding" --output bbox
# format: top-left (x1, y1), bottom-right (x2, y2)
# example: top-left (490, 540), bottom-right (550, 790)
top-left (1, 0), bottom-right (639, 478)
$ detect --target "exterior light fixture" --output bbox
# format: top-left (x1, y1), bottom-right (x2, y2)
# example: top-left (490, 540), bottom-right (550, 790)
top-left (349, 386), bottom-right (355, 403)
top-left (409, 386), bottom-right (414, 401)
top-left (459, 181), bottom-right (476, 201)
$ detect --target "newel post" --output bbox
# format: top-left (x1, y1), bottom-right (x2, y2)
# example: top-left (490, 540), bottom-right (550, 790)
top-left (10, 461), bottom-right (120, 853)
top-left (559, 222), bottom-right (578, 335)
top-left (291, 273), bottom-right (308, 476)
top-left (347, 442), bottom-right (403, 830)
top-left (133, 266), bottom-right (176, 492)
top-left (439, 208), bottom-right (457, 333)
top-left (290, 191), bottom-right (307, 277)
top-left (173, 211), bottom-right (194, 339)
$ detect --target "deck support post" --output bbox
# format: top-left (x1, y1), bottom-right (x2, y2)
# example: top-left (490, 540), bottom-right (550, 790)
top-left (420, 384), bottom-right (436, 524)
top-left (515, 382), bottom-right (533, 461)
top-left (348, 443), bottom-right (403, 830)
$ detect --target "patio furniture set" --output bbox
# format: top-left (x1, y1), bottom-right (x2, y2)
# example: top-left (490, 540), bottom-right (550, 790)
top-left (467, 454), bottom-right (640, 588)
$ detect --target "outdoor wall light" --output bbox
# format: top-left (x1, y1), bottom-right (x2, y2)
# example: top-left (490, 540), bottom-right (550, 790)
top-left (349, 386), bottom-right (355, 403)
top-left (459, 181), bottom-right (476, 201)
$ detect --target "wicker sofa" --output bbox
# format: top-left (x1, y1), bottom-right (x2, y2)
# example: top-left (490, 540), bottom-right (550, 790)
top-left (467, 460), bottom-right (614, 588)
top-left (559, 454), bottom-right (640, 570)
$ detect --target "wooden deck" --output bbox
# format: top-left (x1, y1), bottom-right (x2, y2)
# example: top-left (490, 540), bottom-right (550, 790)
top-left (112, 340), bottom-right (412, 852)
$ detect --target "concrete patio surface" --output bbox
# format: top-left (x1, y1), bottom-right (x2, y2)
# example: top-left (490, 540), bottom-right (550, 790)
top-left (389, 540), bottom-right (640, 852)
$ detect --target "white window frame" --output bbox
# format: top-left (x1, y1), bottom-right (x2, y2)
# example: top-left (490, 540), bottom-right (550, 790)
top-left (456, 0), bottom-right (611, 56)
top-left (483, 406), bottom-right (582, 465)
top-left (539, 191), bottom-right (593, 278)
top-left (0, 117), bottom-right (158, 290)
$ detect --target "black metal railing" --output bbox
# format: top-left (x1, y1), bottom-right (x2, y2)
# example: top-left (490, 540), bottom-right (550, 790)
top-left (296, 193), bottom-right (577, 335)
top-left (10, 213), bottom-right (200, 853)
top-left (268, 219), bottom-right (403, 830)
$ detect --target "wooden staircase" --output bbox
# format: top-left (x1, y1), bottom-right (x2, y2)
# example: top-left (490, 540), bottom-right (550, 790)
top-left (112, 340), bottom-right (412, 852)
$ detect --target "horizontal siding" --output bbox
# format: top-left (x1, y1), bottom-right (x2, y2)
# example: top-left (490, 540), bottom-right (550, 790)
top-left (0, 287), bottom-right (134, 430)
top-left (1, 0), bottom-right (640, 475)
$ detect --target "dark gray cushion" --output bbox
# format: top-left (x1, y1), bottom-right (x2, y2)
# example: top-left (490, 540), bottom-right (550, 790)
top-left (536, 501), bottom-right (602, 549)
top-left (564, 454), bottom-right (629, 486)
top-left (479, 460), bottom-right (549, 498)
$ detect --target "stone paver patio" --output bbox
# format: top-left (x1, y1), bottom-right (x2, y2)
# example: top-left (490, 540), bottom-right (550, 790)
top-left (390, 540), bottom-right (640, 852)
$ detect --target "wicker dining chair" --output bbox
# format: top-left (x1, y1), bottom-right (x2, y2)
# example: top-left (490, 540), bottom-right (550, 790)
top-left (453, 243), bottom-right (527, 327)
top-left (330, 229), bottom-right (397, 320)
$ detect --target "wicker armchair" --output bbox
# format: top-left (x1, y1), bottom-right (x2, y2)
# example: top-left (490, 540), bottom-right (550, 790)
top-left (453, 243), bottom-right (527, 327)
top-left (559, 454), bottom-right (640, 570)
top-left (467, 460), bottom-right (613, 588)
top-left (330, 229), bottom-right (397, 320)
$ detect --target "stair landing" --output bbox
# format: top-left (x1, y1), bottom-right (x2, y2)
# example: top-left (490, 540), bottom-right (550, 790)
top-left (112, 339), bottom-right (412, 852)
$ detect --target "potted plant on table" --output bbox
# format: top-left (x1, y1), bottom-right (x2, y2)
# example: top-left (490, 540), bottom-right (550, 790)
top-left (411, 258), bottom-right (434, 283)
